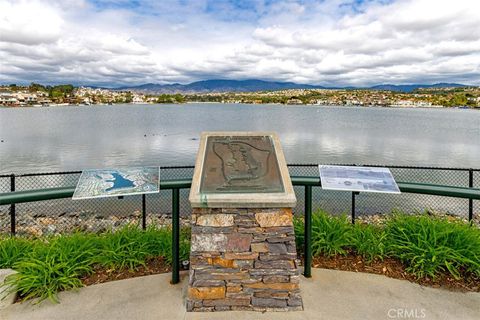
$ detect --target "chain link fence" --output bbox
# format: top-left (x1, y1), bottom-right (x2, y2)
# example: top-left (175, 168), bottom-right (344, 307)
top-left (1, 165), bottom-right (478, 236)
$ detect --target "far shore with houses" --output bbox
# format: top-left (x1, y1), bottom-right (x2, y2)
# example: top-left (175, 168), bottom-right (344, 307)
top-left (0, 86), bottom-right (150, 107)
top-left (1, 84), bottom-right (479, 108)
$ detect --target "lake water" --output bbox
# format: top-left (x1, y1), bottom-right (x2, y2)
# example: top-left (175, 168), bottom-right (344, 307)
top-left (1, 103), bottom-right (479, 174)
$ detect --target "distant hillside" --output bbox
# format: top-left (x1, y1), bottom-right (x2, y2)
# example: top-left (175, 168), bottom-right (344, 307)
top-left (369, 83), bottom-right (468, 92)
top-left (114, 79), bottom-right (469, 94)
top-left (116, 79), bottom-right (324, 93)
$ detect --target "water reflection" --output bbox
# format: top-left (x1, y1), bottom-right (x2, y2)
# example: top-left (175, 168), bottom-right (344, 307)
top-left (0, 104), bottom-right (479, 174)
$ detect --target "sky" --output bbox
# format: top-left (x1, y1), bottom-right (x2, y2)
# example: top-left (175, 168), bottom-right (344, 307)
top-left (0, 0), bottom-right (479, 87)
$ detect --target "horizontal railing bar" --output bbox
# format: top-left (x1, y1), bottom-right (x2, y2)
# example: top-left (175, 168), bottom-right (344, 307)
top-left (1, 176), bottom-right (480, 206)
top-left (0, 187), bottom-right (75, 205)
top-left (160, 179), bottom-right (193, 189)
top-left (287, 164), bottom-right (479, 171)
top-left (13, 171), bottom-right (82, 177)
top-left (0, 178), bottom-right (195, 205)
top-left (397, 182), bottom-right (480, 199)
top-left (291, 176), bottom-right (321, 186)
top-left (292, 177), bottom-right (480, 199)
top-left (291, 177), bottom-right (480, 200)
top-left (1, 164), bottom-right (479, 178)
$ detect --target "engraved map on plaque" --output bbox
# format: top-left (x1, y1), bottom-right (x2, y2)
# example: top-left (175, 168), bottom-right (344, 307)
top-left (200, 135), bottom-right (284, 193)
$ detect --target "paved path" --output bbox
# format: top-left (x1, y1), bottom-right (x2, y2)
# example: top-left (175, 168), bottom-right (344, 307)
top-left (1, 268), bottom-right (479, 320)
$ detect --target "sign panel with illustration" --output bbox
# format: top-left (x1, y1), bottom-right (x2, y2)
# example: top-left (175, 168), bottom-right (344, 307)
top-left (319, 165), bottom-right (400, 194)
top-left (73, 167), bottom-right (160, 199)
top-left (200, 135), bottom-right (284, 194)
top-left (189, 132), bottom-right (296, 208)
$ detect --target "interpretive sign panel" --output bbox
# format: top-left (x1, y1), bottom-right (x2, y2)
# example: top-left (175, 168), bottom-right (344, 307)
top-left (200, 135), bottom-right (284, 194)
top-left (319, 165), bottom-right (400, 194)
top-left (73, 167), bottom-right (160, 200)
top-left (189, 132), bottom-right (296, 208)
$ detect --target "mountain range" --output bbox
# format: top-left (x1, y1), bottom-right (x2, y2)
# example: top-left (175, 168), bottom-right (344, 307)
top-left (114, 79), bottom-right (469, 94)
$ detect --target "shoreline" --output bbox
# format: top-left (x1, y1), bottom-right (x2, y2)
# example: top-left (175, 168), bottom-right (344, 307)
top-left (1, 102), bottom-right (477, 109)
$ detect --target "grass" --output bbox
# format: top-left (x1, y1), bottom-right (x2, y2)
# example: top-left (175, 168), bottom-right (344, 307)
top-left (352, 223), bottom-right (387, 262)
top-left (386, 213), bottom-right (480, 279)
top-left (0, 224), bottom-right (190, 303)
top-left (294, 209), bottom-right (480, 280)
top-left (0, 237), bottom-right (34, 269)
top-left (310, 212), bottom-right (352, 257)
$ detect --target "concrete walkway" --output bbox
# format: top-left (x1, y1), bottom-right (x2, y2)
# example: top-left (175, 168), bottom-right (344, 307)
top-left (1, 268), bottom-right (479, 320)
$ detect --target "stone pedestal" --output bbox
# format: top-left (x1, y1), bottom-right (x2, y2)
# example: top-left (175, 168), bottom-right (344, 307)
top-left (187, 207), bottom-right (302, 312)
top-left (188, 132), bottom-right (302, 312)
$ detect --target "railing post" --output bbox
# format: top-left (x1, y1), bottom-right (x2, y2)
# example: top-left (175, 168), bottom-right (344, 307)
top-left (142, 194), bottom-right (147, 230)
top-left (304, 185), bottom-right (312, 278)
top-left (10, 174), bottom-right (16, 236)
top-left (351, 192), bottom-right (358, 224)
top-left (469, 169), bottom-right (473, 222)
top-left (171, 188), bottom-right (180, 284)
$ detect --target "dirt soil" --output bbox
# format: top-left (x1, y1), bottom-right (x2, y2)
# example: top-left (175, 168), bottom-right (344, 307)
top-left (80, 254), bottom-right (478, 293)
top-left (81, 257), bottom-right (171, 286)
top-left (312, 252), bottom-right (480, 292)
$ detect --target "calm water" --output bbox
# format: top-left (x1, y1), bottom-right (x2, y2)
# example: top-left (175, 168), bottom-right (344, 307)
top-left (1, 103), bottom-right (479, 174)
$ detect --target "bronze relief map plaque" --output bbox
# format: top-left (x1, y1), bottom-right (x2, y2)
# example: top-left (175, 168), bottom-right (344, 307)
top-left (199, 135), bottom-right (284, 193)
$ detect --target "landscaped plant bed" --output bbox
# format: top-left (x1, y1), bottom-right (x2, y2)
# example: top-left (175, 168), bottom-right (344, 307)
top-left (2, 210), bottom-right (479, 304)
top-left (80, 256), bottom-right (171, 287)
top-left (1, 225), bottom-right (191, 303)
top-left (312, 253), bottom-right (480, 292)
top-left (294, 210), bottom-right (480, 293)
top-left (12, 257), bottom-right (172, 304)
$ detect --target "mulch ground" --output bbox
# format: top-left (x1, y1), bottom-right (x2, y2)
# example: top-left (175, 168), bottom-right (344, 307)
top-left (79, 254), bottom-right (479, 293)
top-left (14, 254), bottom-right (477, 305)
top-left (80, 257), bottom-right (171, 286)
top-left (312, 252), bottom-right (480, 292)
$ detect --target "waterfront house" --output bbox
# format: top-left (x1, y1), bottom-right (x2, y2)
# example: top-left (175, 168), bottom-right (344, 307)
top-left (0, 94), bottom-right (18, 106)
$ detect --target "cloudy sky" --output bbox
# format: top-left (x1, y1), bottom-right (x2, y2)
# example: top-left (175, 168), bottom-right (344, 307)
top-left (0, 0), bottom-right (479, 87)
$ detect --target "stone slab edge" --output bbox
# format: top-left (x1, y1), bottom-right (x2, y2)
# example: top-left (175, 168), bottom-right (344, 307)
top-left (0, 269), bottom-right (17, 310)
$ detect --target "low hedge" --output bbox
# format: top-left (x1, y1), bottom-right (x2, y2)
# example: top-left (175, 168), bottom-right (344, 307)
top-left (294, 210), bottom-right (480, 280)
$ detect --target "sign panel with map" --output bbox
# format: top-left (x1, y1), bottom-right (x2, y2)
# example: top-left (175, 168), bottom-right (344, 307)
top-left (189, 132), bottom-right (296, 208)
top-left (319, 165), bottom-right (400, 194)
top-left (73, 167), bottom-right (160, 200)
top-left (200, 135), bottom-right (284, 194)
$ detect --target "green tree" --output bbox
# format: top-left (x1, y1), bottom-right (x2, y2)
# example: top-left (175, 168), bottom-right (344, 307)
top-left (29, 83), bottom-right (47, 92)
top-left (173, 94), bottom-right (185, 103)
top-left (125, 92), bottom-right (133, 103)
top-left (49, 84), bottom-right (74, 99)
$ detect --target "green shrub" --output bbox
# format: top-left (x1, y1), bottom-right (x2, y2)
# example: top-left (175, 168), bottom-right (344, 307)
top-left (386, 213), bottom-right (480, 279)
top-left (293, 215), bottom-right (304, 254)
top-left (96, 225), bottom-right (150, 270)
top-left (136, 225), bottom-right (191, 265)
top-left (310, 210), bottom-right (353, 257)
top-left (352, 224), bottom-right (387, 262)
top-left (295, 209), bottom-right (480, 281)
top-left (0, 225), bottom-right (191, 303)
top-left (0, 237), bottom-right (35, 268)
top-left (7, 233), bottom-right (97, 303)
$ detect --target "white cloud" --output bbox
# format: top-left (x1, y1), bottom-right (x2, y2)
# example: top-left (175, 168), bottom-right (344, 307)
top-left (0, 0), bottom-right (64, 45)
top-left (0, 0), bottom-right (479, 86)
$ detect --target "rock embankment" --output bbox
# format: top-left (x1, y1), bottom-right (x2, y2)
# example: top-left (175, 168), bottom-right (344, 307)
top-left (0, 210), bottom-right (190, 236)
top-left (0, 209), bottom-right (478, 236)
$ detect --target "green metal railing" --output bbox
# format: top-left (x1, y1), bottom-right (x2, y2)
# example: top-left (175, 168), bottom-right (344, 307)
top-left (1, 176), bottom-right (480, 283)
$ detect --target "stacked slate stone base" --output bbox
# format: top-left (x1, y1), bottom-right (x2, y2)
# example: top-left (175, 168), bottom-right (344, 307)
top-left (187, 208), bottom-right (303, 312)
